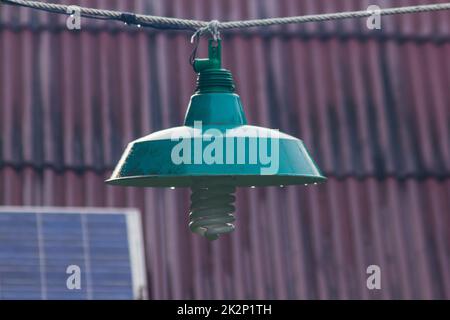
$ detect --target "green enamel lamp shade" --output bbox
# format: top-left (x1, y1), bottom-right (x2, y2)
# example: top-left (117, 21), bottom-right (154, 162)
top-left (107, 40), bottom-right (326, 240)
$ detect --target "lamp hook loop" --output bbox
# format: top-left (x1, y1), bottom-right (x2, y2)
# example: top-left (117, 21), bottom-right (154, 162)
top-left (190, 19), bottom-right (221, 43)
top-left (190, 20), bottom-right (221, 66)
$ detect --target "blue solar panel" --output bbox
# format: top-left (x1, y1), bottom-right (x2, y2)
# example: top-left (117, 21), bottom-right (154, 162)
top-left (0, 209), bottom-right (146, 300)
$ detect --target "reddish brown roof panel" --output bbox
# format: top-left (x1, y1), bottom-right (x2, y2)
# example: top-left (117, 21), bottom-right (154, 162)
top-left (1, 169), bottom-right (449, 299)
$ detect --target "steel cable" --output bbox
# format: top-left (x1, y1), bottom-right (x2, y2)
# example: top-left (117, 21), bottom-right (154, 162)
top-left (2, 0), bottom-right (450, 35)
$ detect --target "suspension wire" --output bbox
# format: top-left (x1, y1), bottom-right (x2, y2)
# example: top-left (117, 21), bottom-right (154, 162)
top-left (2, 0), bottom-right (450, 36)
top-left (219, 3), bottom-right (450, 30)
top-left (1, 0), bottom-right (204, 30)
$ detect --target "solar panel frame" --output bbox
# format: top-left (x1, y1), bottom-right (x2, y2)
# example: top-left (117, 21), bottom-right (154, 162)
top-left (0, 206), bottom-right (147, 300)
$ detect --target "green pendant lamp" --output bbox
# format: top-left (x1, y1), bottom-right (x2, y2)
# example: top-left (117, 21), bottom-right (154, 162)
top-left (106, 39), bottom-right (326, 240)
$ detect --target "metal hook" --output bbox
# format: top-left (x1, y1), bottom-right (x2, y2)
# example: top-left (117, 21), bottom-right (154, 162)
top-left (190, 20), bottom-right (221, 43)
top-left (189, 20), bottom-right (221, 67)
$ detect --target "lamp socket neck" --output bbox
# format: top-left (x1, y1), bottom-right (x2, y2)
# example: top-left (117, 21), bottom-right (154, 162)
top-left (193, 39), bottom-right (222, 72)
top-left (195, 69), bottom-right (235, 93)
top-left (193, 39), bottom-right (235, 93)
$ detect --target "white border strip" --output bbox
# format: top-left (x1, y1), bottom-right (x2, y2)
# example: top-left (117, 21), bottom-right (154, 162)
top-left (126, 211), bottom-right (148, 300)
top-left (0, 206), bottom-right (138, 215)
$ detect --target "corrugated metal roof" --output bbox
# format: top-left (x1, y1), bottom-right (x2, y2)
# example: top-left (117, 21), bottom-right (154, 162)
top-left (1, 168), bottom-right (449, 299)
top-left (2, 0), bottom-right (450, 178)
top-left (0, 0), bottom-right (449, 299)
